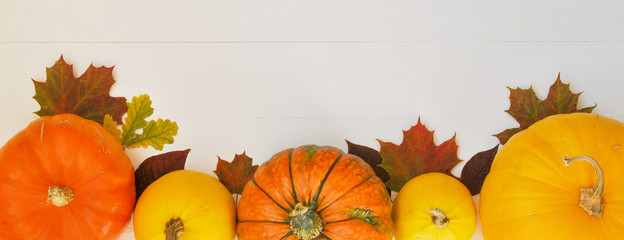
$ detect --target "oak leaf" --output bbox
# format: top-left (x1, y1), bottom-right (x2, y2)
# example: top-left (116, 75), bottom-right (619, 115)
top-left (127, 119), bottom-right (178, 150)
top-left (102, 114), bottom-right (122, 142)
top-left (378, 118), bottom-right (461, 192)
top-left (495, 74), bottom-right (595, 144)
top-left (121, 95), bottom-right (178, 150)
top-left (32, 56), bottom-right (127, 124)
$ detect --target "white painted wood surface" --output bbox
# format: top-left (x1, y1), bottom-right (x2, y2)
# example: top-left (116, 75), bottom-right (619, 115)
top-left (1, 1), bottom-right (624, 239)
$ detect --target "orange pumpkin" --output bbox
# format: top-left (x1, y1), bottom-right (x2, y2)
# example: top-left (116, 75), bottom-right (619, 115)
top-left (0, 114), bottom-right (135, 239)
top-left (480, 113), bottom-right (624, 239)
top-left (236, 145), bottom-right (392, 240)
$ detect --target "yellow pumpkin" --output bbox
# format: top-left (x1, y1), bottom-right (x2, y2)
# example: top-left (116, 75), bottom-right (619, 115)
top-left (480, 113), bottom-right (624, 239)
top-left (133, 170), bottom-right (236, 240)
top-left (392, 172), bottom-right (477, 240)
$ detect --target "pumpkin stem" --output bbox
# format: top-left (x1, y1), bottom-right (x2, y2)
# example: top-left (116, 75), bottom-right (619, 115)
top-left (289, 203), bottom-right (323, 240)
top-left (563, 155), bottom-right (606, 217)
top-left (47, 186), bottom-right (74, 207)
top-left (164, 217), bottom-right (184, 240)
top-left (427, 208), bottom-right (450, 228)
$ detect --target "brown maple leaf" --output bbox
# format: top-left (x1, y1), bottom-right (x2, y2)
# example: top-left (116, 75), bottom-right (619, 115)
top-left (378, 118), bottom-right (461, 192)
top-left (32, 56), bottom-right (127, 124)
top-left (495, 74), bottom-right (595, 144)
top-left (214, 152), bottom-right (258, 195)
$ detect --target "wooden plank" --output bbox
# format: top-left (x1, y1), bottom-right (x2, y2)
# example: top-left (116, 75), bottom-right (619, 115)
top-left (1, 0), bottom-right (623, 42)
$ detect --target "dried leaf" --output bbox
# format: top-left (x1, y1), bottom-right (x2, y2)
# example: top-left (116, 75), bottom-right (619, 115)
top-left (214, 152), bottom-right (258, 195)
top-left (345, 140), bottom-right (392, 195)
top-left (378, 118), bottom-right (461, 192)
top-left (102, 114), bottom-right (122, 142)
top-left (33, 56), bottom-right (127, 124)
top-left (346, 140), bottom-right (390, 183)
top-left (495, 74), bottom-right (596, 144)
top-left (135, 149), bottom-right (190, 201)
top-left (460, 145), bottom-right (499, 195)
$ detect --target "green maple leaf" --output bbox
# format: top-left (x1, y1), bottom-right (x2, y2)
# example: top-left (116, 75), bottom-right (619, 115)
top-left (214, 152), bottom-right (258, 195)
top-left (33, 56), bottom-right (127, 124)
top-left (495, 74), bottom-right (596, 144)
top-left (378, 118), bottom-right (461, 192)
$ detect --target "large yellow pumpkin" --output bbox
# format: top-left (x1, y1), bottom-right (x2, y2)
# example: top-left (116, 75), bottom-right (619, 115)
top-left (480, 113), bottom-right (624, 239)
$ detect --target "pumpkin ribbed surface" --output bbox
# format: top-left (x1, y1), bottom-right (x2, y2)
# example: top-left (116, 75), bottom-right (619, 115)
top-left (236, 145), bottom-right (392, 240)
top-left (0, 114), bottom-right (135, 240)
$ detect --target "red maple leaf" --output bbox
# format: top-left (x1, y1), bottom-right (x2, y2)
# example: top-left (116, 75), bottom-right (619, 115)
top-left (494, 74), bottom-right (595, 144)
top-left (32, 56), bottom-right (127, 124)
top-left (378, 118), bottom-right (461, 192)
top-left (214, 152), bottom-right (258, 195)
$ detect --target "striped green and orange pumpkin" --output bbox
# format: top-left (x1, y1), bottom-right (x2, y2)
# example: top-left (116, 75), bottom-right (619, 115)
top-left (236, 145), bottom-right (393, 240)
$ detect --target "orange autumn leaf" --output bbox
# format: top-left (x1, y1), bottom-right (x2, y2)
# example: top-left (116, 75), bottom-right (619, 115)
top-left (378, 118), bottom-right (461, 192)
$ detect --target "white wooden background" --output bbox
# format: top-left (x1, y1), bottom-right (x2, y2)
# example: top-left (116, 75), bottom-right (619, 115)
top-left (2, 1), bottom-right (624, 239)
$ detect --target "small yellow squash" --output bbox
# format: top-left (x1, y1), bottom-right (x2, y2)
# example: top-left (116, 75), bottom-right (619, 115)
top-left (133, 170), bottom-right (236, 240)
top-left (392, 172), bottom-right (477, 240)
